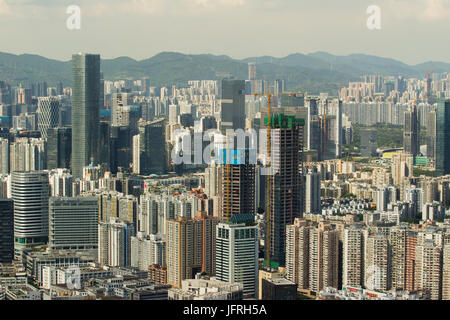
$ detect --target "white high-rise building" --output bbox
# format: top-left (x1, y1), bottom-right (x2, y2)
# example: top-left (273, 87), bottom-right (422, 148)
top-left (0, 138), bottom-right (8, 174)
top-left (11, 171), bottom-right (50, 254)
top-left (10, 138), bottom-right (46, 172)
top-left (130, 232), bottom-right (166, 271)
top-left (48, 169), bottom-right (73, 197)
top-left (215, 215), bottom-right (258, 298)
top-left (98, 218), bottom-right (134, 267)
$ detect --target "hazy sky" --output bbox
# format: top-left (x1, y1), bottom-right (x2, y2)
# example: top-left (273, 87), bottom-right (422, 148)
top-left (0, 0), bottom-right (449, 64)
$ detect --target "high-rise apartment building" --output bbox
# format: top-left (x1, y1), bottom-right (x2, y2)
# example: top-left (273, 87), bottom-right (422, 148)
top-left (131, 232), bottom-right (166, 271)
top-left (166, 212), bottom-right (219, 288)
top-left (343, 224), bottom-right (368, 287)
top-left (98, 218), bottom-right (134, 267)
top-left (414, 241), bottom-right (442, 300)
top-left (365, 234), bottom-right (391, 291)
top-left (71, 53), bottom-right (101, 179)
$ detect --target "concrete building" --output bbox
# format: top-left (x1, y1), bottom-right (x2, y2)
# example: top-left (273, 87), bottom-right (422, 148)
top-left (49, 197), bottom-right (99, 251)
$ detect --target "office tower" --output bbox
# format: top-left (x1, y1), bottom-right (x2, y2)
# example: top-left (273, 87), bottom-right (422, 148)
top-left (47, 127), bottom-right (72, 170)
top-left (304, 167), bottom-right (321, 214)
top-left (221, 149), bottom-right (255, 221)
top-left (98, 218), bottom-right (134, 267)
top-left (403, 105), bottom-right (420, 157)
top-left (37, 97), bottom-right (60, 139)
top-left (248, 63), bottom-right (256, 81)
top-left (360, 129), bottom-right (378, 158)
top-left (166, 212), bottom-right (218, 288)
top-left (220, 80), bottom-right (245, 131)
top-left (98, 121), bottom-right (111, 171)
top-left (49, 197), bottom-right (98, 250)
top-left (71, 53), bottom-right (101, 179)
top-left (436, 99), bottom-right (450, 176)
top-left (131, 232), bottom-right (166, 271)
top-left (9, 138), bottom-right (46, 172)
top-left (0, 138), bottom-right (8, 174)
top-left (267, 114), bottom-right (304, 266)
top-left (365, 234), bottom-right (391, 291)
top-left (134, 118), bottom-right (166, 175)
top-left (389, 226), bottom-right (407, 290)
top-left (215, 214), bottom-right (258, 298)
top-left (343, 225), bottom-right (367, 287)
top-left (414, 241), bottom-right (442, 300)
top-left (11, 171), bottom-right (49, 252)
top-left (110, 126), bottom-right (132, 173)
top-left (0, 199), bottom-right (14, 263)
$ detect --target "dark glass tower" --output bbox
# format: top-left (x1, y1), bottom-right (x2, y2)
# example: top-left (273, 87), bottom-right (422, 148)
top-left (0, 199), bottom-right (14, 263)
top-left (47, 127), bottom-right (72, 170)
top-left (220, 80), bottom-right (246, 131)
top-left (436, 99), bottom-right (450, 176)
top-left (71, 53), bottom-right (100, 179)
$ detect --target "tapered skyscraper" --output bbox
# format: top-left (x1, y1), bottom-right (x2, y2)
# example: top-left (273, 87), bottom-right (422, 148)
top-left (71, 53), bottom-right (101, 178)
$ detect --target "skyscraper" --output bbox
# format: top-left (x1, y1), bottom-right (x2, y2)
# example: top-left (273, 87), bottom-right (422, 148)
top-left (215, 214), bottom-right (258, 298)
top-left (37, 97), bottom-right (60, 140)
top-left (0, 199), bottom-right (14, 263)
top-left (304, 167), bottom-right (321, 214)
top-left (267, 114), bottom-right (304, 266)
top-left (426, 110), bottom-right (436, 160)
top-left (47, 127), bottom-right (72, 170)
top-left (0, 138), bottom-right (8, 174)
top-left (403, 105), bottom-right (420, 157)
top-left (11, 171), bottom-right (50, 253)
top-left (220, 80), bottom-right (245, 131)
top-left (134, 118), bottom-right (166, 175)
top-left (436, 99), bottom-right (450, 176)
top-left (71, 53), bottom-right (101, 179)
top-left (221, 149), bottom-right (255, 221)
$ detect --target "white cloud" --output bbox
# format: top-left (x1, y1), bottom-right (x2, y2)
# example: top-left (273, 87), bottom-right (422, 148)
top-left (85, 0), bottom-right (167, 17)
top-left (386, 0), bottom-right (450, 21)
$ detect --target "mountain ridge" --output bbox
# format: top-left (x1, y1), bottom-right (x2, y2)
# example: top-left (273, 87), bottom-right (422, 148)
top-left (0, 51), bottom-right (449, 95)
